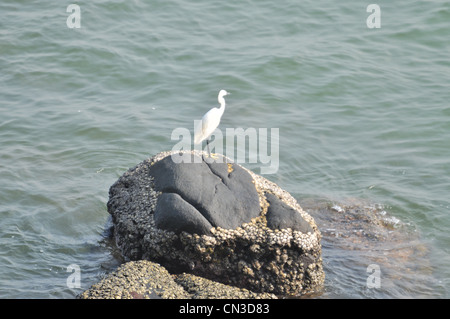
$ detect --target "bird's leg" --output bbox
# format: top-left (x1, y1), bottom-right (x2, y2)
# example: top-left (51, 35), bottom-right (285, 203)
top-left (206, 139), bottom-right (211, 157)
top-left (206, 139), bottom-right (219, 160)
top-left (202, 140), bottom-right (212, 163)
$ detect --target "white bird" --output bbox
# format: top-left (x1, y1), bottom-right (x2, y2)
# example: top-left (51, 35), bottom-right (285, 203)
top-left (194, 89), bottom-right (230, 158)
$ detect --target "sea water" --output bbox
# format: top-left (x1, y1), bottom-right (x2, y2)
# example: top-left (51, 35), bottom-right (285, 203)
top-left (1, 0), bottom-right (449, 298)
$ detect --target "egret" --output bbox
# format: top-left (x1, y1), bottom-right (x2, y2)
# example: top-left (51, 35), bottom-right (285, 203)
top-left (194, 89), bottom-right (230, 158)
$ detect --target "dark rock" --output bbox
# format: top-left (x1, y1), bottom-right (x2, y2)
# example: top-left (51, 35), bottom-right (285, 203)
top-left (149, 154), bottom-right (260, 233)
top-left (154, 193), bottom-right (213, 235)
top-left (265, 192), bottom-right (313, 234)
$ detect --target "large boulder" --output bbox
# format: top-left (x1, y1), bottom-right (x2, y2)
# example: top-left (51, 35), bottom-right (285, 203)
top-left (107, 150), bottom-right (324, 296)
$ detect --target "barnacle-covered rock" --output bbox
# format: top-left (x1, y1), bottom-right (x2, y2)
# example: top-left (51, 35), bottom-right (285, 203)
top-left (106, 150), bottom-right (324, 296)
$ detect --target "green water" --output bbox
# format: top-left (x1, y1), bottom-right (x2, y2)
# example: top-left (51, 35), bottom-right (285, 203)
top-left (1, 0), bottom-right (449, 298)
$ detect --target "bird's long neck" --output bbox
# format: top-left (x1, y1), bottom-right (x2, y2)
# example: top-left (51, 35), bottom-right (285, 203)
top-left (218, 96), bottom-right (226, 115)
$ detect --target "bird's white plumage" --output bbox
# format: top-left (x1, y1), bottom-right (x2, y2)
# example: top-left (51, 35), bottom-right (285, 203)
top-left (194, 90), bottom-right (229, 145)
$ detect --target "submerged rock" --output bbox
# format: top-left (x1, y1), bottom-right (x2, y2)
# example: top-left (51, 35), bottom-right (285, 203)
top-left (105, 150), bottom-right (324, 296)
top-left (301, 197), bottom-right (433, 298)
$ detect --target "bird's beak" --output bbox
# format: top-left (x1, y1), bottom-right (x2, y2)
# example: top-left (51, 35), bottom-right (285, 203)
top-left (227, 92), bottom-right (231, 95)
